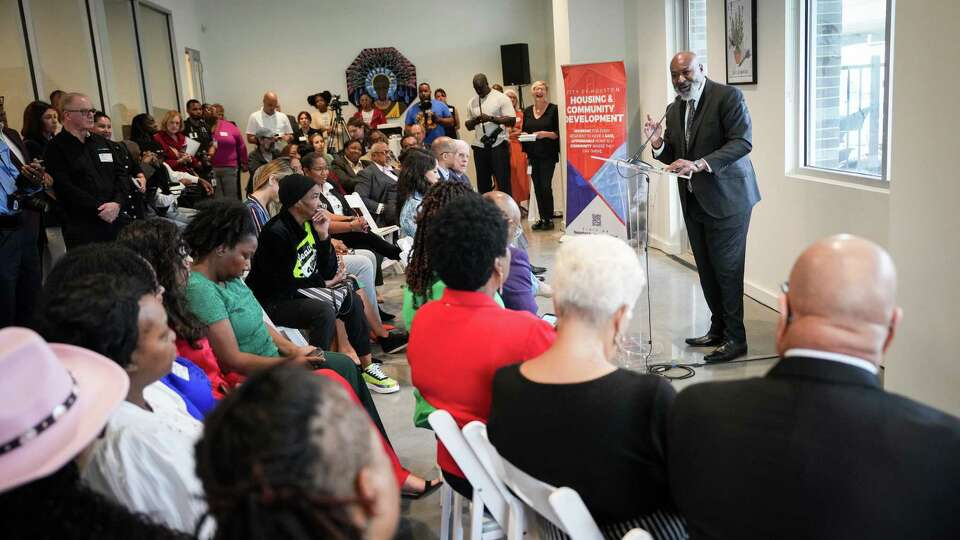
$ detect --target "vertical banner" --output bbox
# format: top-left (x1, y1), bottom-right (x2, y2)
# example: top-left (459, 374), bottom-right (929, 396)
top-left (562, 61), bottom-right (629, 239)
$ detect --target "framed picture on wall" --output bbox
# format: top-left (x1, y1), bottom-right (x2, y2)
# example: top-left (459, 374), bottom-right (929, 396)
top-left (725, 0), bottom-right (757, 84)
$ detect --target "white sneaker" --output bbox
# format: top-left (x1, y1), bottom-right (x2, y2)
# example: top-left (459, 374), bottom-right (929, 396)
top-left (363, 363), bottom-right (400, 394)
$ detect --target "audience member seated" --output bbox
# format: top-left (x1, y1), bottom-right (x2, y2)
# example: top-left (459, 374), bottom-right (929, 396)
top-left (329, 139), bottom-right (370, 194)
top-left (20, 100), bottom-right (59, 158)
top-left (181, 200), bottom-right (436, 495)
top-left (361, 130), bottom-right (397, 167)
top-left (397, 148), bottom-right (440, 237)
top-left (154, 110), bottom-right (201, 175)
top-left (245, 91), bottom-right (293, 144)
top-left (451, 139), bottom-right (473, 184)
top-left (196, 365), bottom-right (401, 540)
top-left (488, 234), bottom-right (686, 539)
top-left (302, 151), bottom-right (408, 352)
top-left (246, 128), bottom-right (278, 192)
top-left (400, 133), bottom-right (419, 151)
top-left (0, 327), bottom-right (190, 540)
top-left (34, 269), bottom-right (207, 534)
top-left (245, 175), bottom-right (400, 394)
top-left (245, 157), bottom-right (292, 233)
top-left (355, 142), bottom-right (400, 226)
top-left (293, 110), bottom-right (319, 147)
top-left (404, 124), bottom-right (425, 148)
top-left (347, 116), bottom-right (370, 148)
top-left (307, 90), bottom-right (335, 135)
top-left (430, 136), bottom-right (462, 183)
top-left (129, 113), bottom-right (164, 154)
top-left (210, 104), bottom-right (248, 201)
top-left (401, 181), bottom-right (478, 328)
top-left (126, 113), bottom-right (181, 216)
top-left (407, 193), bottom-right (556, 498)
top-left (44, 93), bottom-right (129, 248)
top-left (307, 131), bottom-right (334, 164)
top-left (277, 140), bottom-right (303, 174)
top-left (668, 234), bottom-right (960, 540)
top-left (404, 82), bottom-right (453, 146)
top-left (42, 243), bottom-right (216, 418)
top-left (483, 191), bottom-right (551, 314)
top-left (117, 220), bottom-right (231, 401)
top-left (353, 91), bottom-right (387, 129)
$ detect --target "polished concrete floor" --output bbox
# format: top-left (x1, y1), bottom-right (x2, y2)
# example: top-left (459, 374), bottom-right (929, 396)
top-left (372, 225), bottom-right (780, 539)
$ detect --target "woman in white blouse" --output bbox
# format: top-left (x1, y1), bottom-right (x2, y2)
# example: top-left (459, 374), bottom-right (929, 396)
top-left (35, 246), bottom-right (208, 537)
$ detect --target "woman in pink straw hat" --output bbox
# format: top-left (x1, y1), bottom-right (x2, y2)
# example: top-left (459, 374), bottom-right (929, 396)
top-left (0, 327), bottom-right (187, 539)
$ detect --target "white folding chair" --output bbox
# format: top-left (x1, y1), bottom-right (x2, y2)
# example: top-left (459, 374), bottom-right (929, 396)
top-left (427, 411), bottom-right (510, 540)
top-left (464, 422), bottom-right (652, 540)
top-left (462, 422), bottom-right (527, 540)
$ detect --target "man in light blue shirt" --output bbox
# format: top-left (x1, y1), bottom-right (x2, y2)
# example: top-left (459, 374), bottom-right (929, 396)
top-left (404, 83), bottom-right (453, 146)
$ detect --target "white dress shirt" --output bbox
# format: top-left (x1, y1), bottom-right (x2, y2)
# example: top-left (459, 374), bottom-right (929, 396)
top-left (322, 181), bottom-right (345, 215)
top-left (783, 348), bottom-right (879, 375)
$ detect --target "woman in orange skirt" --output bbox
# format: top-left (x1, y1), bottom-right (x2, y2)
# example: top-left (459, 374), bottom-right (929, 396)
top-left (504, 88), bottom-right (531, 212)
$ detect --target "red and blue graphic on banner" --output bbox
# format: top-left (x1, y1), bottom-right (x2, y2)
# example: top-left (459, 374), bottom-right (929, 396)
top-left (562, 61), bottom-right (628, 238)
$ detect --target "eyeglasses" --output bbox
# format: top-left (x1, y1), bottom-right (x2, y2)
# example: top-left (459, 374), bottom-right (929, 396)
top-left (310, 166), bottom-right (328, 172)
top-left (65, 108), bottom-right (97, 115)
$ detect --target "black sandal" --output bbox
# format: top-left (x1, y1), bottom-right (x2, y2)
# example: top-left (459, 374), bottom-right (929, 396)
top-left (401, 477), bottom-right (444, 499)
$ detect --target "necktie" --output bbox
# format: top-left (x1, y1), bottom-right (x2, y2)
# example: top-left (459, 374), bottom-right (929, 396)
top-left (683, 99), bottom-right (696, 157)
top-left (684, 100), bottom-right (696, 192)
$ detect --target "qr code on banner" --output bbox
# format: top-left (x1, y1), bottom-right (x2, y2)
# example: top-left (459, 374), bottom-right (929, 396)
top-left (592, 214), bottom-right (602, 227)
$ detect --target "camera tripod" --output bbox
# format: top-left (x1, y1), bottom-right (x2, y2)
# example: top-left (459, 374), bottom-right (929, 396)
top-left (325, 103), bottom-right (352, 155)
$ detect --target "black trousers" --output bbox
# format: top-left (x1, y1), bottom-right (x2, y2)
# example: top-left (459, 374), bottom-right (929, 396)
top-left (683, 192), bottom-right (751, 343)
top-left (530, 157), bottom-right (556, 220)
top-left (0, 220), bottom-right (42, 327)
top-left (265, 292), bottom-right (371, 356)
top-left (474, 143), bottom-right (511, 196)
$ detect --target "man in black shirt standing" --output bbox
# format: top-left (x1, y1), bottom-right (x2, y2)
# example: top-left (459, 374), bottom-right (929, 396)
top-left (44, 93), bottom-right (129, 249)
top-left (182, 99), bottom-right (214, 179)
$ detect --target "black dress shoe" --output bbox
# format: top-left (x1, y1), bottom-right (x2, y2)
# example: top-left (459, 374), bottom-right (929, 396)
top-left (531, 265), bottom-right (547, 275)
top-left (685, 333), bottom-right (724, 347)
top-left (378, 307), bottom-right (396, 322)
top-left (704, 340), bottom-right (748, 363)
top-left (540, 220), bottom-right (555, 230)
top-left (531, 220), bottom-right (545, 230)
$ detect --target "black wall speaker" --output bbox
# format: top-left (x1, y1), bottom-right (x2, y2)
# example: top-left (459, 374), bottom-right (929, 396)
top-left (500, 43), bottom-right (531, 86)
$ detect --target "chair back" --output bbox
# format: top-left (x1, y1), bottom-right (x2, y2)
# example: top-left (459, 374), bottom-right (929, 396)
top-left (427, 411), bottom-right (510, 530)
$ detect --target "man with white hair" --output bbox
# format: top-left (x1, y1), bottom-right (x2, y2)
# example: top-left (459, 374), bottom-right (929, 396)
top-left (483, 191), bottom-right (551, 314)
top-left (44, 93), bottom-right (131, 248)
top-left (430, 136), bottom-right (459, 182)
top-left (246, 91), bottom-right (293, 144)
top-left (449, 139), bottom-right (473, 186)
top-left (645, 51), bottom-right (760, 363)
top-left (668, 235), bottom-right (960, 540)
top-left (355, 141), bottom-right (399, 225)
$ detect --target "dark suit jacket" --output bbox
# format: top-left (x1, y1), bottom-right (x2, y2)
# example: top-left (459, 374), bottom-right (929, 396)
top-left (355, 164), bottom-right (398, 226)
top-left (328, 155), bottom-right (371, 194)
top-left (668, 355), bottom-right (960, 540)
top-left (655, 78), bottom-right (760, 219)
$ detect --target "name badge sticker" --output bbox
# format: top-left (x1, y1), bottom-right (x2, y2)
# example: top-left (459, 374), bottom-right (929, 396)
top-left (219, 131), bottom-right (229, 137)
top-left (98, 153), bottom-right (114, 163)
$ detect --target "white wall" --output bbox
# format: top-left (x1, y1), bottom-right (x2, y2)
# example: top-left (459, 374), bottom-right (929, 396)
top-left (194, 0), bottom-right (550, 158)
top-left (885, 1), bottom-right (960, 414)
top-left (149, 0), bottom-right (204, 105)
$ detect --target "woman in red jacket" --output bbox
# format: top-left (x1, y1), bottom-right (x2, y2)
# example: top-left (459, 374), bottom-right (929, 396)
top-left (352, 92), bottom-right (387, 129)
top-left (154, 110), bottom-right (200, 173)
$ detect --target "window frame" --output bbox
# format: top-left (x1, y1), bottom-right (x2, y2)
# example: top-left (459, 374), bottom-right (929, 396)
top-left (800, 0), bottom-right (894, 183)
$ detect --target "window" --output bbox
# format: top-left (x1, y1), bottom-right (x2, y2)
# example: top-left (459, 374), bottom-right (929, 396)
top-left (138, 2), bottom-right (179, 117)
top-left (0, 1), bottom-right (35, 132)
top-left (686, 0), bottom-right (708, 65)
top-left (29, 0), bottom-right (103, 108)
top-left (805, 0), bottom-right (890, 179)
top-left (99, 0), bottom-right (145, 129)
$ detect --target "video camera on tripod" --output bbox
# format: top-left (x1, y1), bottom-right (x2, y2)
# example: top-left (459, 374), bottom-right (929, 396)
top-left (328, 94), bottom-right (347, 115)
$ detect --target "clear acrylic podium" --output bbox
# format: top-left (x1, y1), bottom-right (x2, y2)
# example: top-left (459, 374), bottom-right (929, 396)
top-left (589, 157), bottom-right (690, 371)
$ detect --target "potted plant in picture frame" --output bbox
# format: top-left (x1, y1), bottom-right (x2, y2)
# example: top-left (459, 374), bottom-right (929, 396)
top-left (725, 0), bottom-right (757, 85)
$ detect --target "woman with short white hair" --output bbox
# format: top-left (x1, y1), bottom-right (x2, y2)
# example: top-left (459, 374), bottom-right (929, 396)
top-left (488, 234), bottom-right (687, 540)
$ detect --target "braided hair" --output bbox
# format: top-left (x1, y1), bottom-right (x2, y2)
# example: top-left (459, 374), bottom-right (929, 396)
top-left (118, 219), bottom-right (206, 346)
top-left (196, 364), bottom-right (376, 540)
top-left (182, 200), bottom-right (258, 261)
top-left (404, 181), bottom-right (474, 306)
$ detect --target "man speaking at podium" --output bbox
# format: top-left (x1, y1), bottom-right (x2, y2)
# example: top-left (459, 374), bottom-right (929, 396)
top-left (645, 52), bottom-right (760, 363)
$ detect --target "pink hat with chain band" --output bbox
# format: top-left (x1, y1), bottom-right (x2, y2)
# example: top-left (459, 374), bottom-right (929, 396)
top-left (0, 327), bottom-right (129, 493)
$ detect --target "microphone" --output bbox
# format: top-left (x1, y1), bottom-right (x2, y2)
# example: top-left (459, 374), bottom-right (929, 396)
top-left (627, 111), bottom-right (666, 165)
